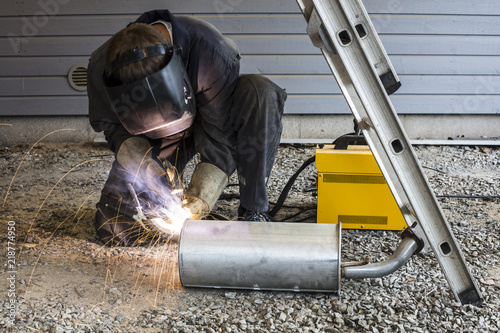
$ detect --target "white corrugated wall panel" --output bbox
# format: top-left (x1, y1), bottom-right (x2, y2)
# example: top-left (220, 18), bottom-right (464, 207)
top-left (0, 0), bottom-right (499, 116)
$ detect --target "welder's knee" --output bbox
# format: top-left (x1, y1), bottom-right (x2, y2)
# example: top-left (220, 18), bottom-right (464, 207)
top-left (237, 74), bottom-right (287, 109)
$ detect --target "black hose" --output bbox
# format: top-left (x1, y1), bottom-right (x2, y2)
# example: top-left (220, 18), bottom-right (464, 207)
top-left (281, 208), bottom-right (317, 222)
top-left (268, 155), bottom-right (316, 218)
top-left (437, 195), bottom-right (500, 199)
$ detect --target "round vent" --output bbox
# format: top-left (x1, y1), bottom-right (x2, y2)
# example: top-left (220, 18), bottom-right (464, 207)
top-left (68, 64), bottom-right (88, 91)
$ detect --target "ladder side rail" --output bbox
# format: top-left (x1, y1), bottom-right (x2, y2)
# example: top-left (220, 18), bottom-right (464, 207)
top-left (310, 0), bottom-right (437, 247)
top-left (319, 49), bottom-right (421, 235)
top-left (335, 0), bottom-right (482, 304)
top-left (298, 0), bottom-right (482, 305)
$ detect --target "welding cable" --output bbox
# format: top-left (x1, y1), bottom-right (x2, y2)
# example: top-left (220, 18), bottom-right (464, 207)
top-left (268, 130), bottom-right (365, 218)
top-left (292, 214), bottom-right (318, 222)
top-left (218, 190), bottom-right (318, 212)
top-left (281, 208), bottom-right (317, 222)
top-left (436, 194), bottom-right (500, 199)
top-left (220, 191), bottom-right (318, 211)
top-left (422, 166), bottom-right (447, 174)
top-left (202, 212), bottom-right (230, 221)
top-left (273, 203), bottom-right (316, 210)
top-left (217, 156), bottom-right (317, 218)
top-left (268, 155), bottom-right (316, 218)
top-left (268, 130), bottom-right (363, 218)
top-left (332, 131), bottom-right (357, 144)
top-left (219, 192), bottom-right (240, 200)
top-left (220, 193), bottom-right (317, 210)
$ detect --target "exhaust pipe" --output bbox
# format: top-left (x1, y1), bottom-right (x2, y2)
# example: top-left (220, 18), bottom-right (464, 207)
top-left (179, 220), bottom-right (341, 292)
top-left (178, 220), bottom-right (420, 292)
top-left (342, 237), bottom-right (418, 279)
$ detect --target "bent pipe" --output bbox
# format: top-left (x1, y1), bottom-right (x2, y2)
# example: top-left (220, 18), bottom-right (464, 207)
top-left (342, 237), bottom-right (419, 279)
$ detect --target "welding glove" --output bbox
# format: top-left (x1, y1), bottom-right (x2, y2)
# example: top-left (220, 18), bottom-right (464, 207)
top-left (184, 163), bottom-right (228, 219)
top-left (116, 136), bottom-right (176, 190)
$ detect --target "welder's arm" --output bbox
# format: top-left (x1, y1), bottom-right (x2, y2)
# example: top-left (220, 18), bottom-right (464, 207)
top-left (181, 38), bottom-right (239, 218)
top-left (116, 136), bottom-right (175, 187)
top-left (183, 163), bottom-right (228, 219)
top-left (185, 74), bottom-right (235, 218)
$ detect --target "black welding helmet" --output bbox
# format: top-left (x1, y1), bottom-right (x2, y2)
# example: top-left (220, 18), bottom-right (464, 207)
top-left (103, 44), bottom-right (195, 140)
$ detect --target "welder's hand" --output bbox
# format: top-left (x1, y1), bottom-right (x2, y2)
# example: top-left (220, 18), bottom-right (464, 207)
top-left (183, 196), bottom-right (210, 220)
top-left (183, 163), bottom-right (228, 219)
top-left (116, 136), bottom-right (175, 190)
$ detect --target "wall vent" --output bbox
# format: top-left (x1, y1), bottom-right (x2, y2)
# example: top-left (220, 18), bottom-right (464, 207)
top-left (68, 64), bottom-right (88, 91)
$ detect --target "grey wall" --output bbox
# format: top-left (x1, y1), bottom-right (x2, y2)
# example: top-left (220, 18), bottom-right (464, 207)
top-left (0, 0), bottom-right (499, 143)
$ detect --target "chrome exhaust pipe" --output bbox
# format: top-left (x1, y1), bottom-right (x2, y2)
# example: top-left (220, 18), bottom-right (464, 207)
top-left (179, 220), bottom-right (341, 292)
top-left (178, 220), bottom-right (420, 292)
top-left (342, 237), bottom-right (419, 279)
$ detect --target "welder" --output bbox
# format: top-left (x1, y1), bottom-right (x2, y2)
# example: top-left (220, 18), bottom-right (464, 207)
top-left (87, 10), bottom-right (287, 246)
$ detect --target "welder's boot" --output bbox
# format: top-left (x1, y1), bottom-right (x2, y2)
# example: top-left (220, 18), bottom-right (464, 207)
top-left (183, 163), bottom-right (228, 219)
top-left (94, 162), bottom-right (159, 247)
top-left (238, 206), bottom-right (277, 222)
top-left (95, 193), bottom-right (149, 247)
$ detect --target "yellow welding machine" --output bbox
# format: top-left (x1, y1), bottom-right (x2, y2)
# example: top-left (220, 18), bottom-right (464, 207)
top-left (316, 143), bottom-right (407, 230)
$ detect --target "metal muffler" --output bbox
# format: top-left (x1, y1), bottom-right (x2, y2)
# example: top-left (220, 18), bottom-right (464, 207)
top-left (179, 220), bottom-right (341, 292)
top-left (178, 220), bottom-right (420, 293)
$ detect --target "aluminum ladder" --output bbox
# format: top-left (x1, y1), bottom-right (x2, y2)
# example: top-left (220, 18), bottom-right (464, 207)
top-left (296, 0), bottom-right (483, 305)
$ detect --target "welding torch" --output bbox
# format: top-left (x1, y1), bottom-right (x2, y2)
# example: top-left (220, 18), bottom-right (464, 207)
top-left (127, 183), bottom-right (150, 231)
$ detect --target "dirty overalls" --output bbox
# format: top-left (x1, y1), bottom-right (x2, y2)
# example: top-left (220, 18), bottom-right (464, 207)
top-left (87, 10), bottom-right (286, 246)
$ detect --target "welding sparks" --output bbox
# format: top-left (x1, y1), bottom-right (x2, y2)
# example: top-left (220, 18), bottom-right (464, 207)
top-left (135, 186), bottom-right (192, 241)
top-left (118, 156), bottom-right (200, 244)
top-left (150, 204), bottom-right (190, 237)
top-left (171, 189), bottom-right (184, 196)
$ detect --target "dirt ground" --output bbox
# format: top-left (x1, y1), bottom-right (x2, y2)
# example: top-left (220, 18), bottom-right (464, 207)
top-left (0, 142), bottom-right (499, 332)
top-left (0, 143), bottom-right (189, 327)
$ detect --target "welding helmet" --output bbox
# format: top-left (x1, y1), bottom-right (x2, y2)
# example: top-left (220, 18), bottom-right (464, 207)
top-left (103, 44), bottom-right (195, 140)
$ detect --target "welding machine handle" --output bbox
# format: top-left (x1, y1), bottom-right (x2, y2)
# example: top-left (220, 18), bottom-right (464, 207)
top-left (333, 134), bottom-right (367, 150)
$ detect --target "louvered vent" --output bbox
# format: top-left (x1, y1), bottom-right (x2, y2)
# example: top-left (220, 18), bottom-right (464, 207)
top-left (68, 64), bottom-right (88, 91)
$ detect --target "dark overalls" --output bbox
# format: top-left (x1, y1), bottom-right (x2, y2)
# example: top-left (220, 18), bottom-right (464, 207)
top-left (87, 10), bottom-right (286, 246)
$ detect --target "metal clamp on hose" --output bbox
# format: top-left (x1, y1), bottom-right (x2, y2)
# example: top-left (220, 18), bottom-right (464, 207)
top-left (401, 222), bottom-right (425, 255)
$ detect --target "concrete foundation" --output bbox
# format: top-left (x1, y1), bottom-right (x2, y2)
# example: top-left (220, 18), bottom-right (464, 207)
top-left (281, 114), bottom-right (500, 142)
top-left (0, 116), bottom-right (104, 147)
top-left (0, 114), bottom-right (498, 146)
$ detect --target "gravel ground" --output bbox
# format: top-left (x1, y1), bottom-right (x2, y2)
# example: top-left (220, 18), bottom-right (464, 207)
top-left (0, 142), bottom-right (499, 332)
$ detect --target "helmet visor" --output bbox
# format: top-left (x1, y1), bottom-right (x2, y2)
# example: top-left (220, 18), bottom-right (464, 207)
top-left (104, 45), bottom-right (196, 139)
